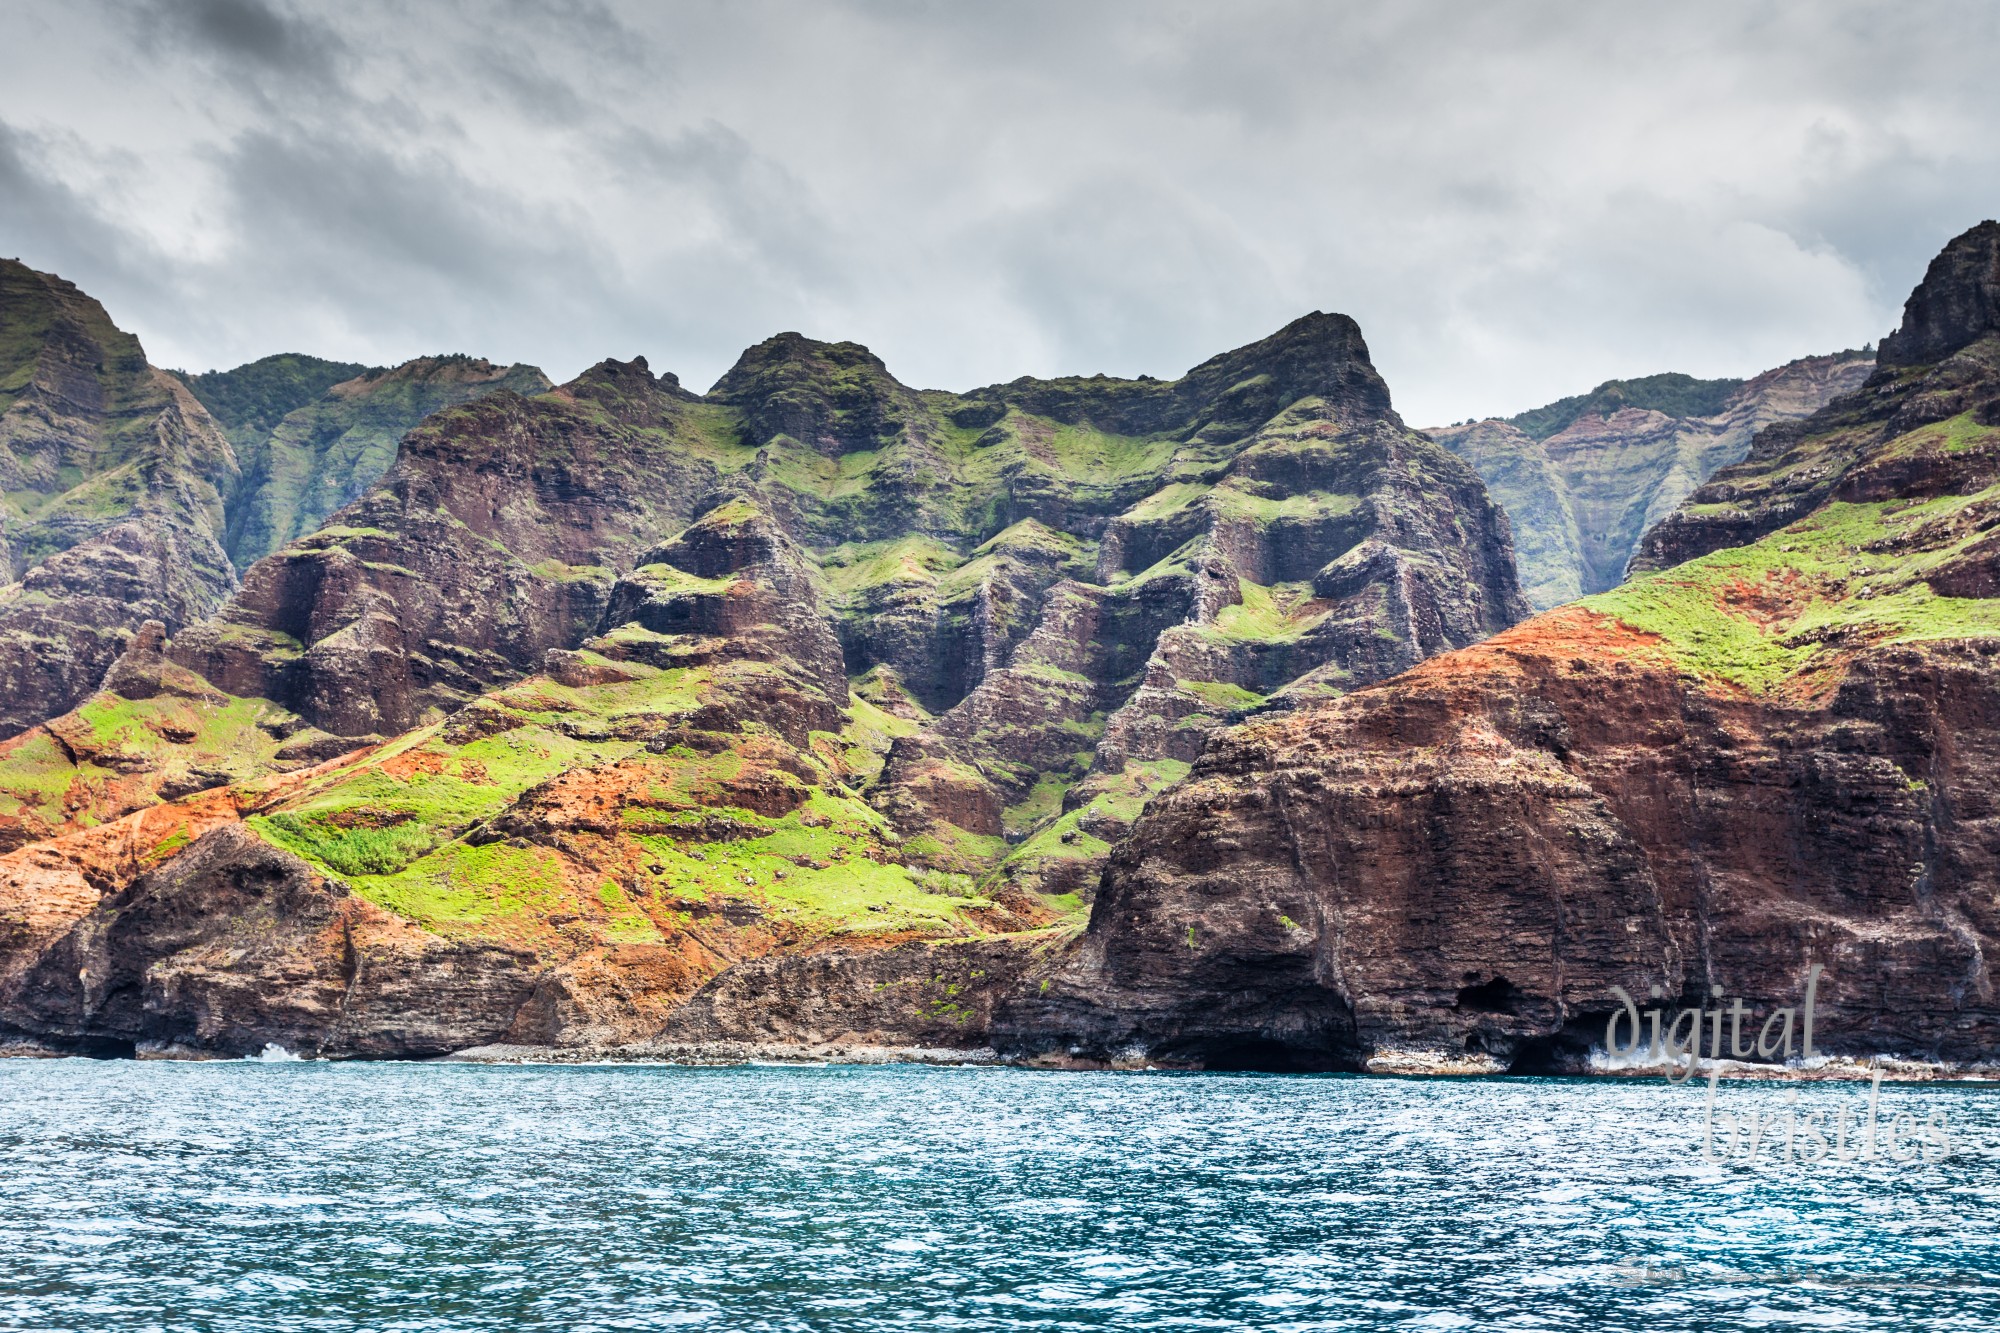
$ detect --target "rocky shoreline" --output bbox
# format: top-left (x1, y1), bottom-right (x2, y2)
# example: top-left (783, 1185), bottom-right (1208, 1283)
top-left (9, 1036), bottom-right (2000, 1084)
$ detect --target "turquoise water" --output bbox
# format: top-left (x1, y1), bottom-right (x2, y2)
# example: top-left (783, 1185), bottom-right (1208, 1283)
top-left (0, 1061), bottom-right (1996, 1330)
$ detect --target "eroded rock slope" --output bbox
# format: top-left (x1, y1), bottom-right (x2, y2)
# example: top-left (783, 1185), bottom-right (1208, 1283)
top-left (0, 310), bottom-right (1527, 1056)
top-left (0, 260), bottom-right (240, 738)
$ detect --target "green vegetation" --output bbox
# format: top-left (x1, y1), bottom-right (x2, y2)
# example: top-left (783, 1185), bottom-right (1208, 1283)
top-left (172, 353), bottom-right (372, 444)
top-left (821, 535), bottom-right (961, 600)
top-left (1876, 410), bottom-right (2000, 460)
top-left (253, 812), bottom-right (441, 876)
top-left (1003, 771), bottom-right (1073, 838)
top-left (0, 689), bottom-right (301, 831)
top-left (988, 758), bottom-right (1188, 909)
top-left (1207, 579), bottom-right (1328, 643)
top-left (1180, 679), bottom-right (1265, 710)
top-left (0, 259), bottom-right (241, 613)
top-left (219, 634), bottom-right (1052, 946)
top-left (147, 826), bottom-right (193, 862)
top-left (1029, 420), bottom-right (1178, 483)
top-left (4, 314), bottom-right (1525, 961)
top-left (834, 690), bottom-right (924, 786)
top-left (347, 839), bottom-right (573, 934)
top-left (1507, 372), bottom-right (1745, 441)
top-left (1586, 485), bottom-right (2000, 692)
top-left (627, 563), bottom-right (741, 597)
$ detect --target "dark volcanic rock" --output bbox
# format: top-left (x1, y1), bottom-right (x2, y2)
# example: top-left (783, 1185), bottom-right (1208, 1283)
top-left (0, 308), bottom-right (1533, 1060)
top-left (874, 325), bottom-right (1527, 882)
top-left (0, 825), bottom-right (541, 1059)
top-left (1000, 614), bottom-right (2000, 1070)
top-left (984, 311), bottom-right (1392, 443)
top-left (708, 333), bottom-right (930, 459)
top-left (1879, 220), bottom-right (2000, 369)
top-left (591, 497), bottom-right (849, 745)
top-left (659, 936), bottom-right (1043, 1052)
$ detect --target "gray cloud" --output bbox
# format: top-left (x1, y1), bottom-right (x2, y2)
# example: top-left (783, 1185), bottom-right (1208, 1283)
top-left (142, 0), bottom-right (349, 86)
top-left (1, 0), bottom-right (1997, 422)
top-left (0, 120), bottom-right (163, 306)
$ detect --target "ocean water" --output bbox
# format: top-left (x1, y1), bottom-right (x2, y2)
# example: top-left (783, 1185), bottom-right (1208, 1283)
top-left (0, 1060), bottom-right (1996, 1331)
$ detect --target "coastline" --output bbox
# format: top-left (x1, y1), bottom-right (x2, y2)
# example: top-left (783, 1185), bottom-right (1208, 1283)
top-left (7, 1036), bottom-right (1999, 1081)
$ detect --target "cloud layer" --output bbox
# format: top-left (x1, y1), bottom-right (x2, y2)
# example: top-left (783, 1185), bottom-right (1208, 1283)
top-left (2, 0), bottom-right (1997, 423)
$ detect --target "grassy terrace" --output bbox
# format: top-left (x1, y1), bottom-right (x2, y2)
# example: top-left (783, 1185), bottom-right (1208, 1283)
top-left (232, 654), bottom-right (1079, 948)
top-left (1586, 484), bottom-right (2000, 694)
top-left (0, 690), bottom-right (300, 830)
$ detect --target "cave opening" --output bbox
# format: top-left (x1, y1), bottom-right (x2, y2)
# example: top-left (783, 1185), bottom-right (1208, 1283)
top-left (1455, 976), bottom-right (1523, 1015)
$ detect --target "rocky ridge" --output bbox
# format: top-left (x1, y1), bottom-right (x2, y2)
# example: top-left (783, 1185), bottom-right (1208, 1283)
top-left (1002, 221), bottom-right (2000, 1072)
top-left (0, 259), bottom-right (240, 740)
top-left (1431, 354), bottom-right (1873, 609)
top-left (0, 308), bottom-right (1528, 1057)
top-left (186, 353), bottom-right (552, 568)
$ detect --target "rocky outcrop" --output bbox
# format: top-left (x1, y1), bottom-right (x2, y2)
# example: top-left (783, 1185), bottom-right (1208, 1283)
top-left (1432, 352), bottom-right (1874, 609)
top-left (859, 317), bottom-right (1525, 885)
top-left (0, 825), bottom-right (543, 1059)
top-left (1000, 611), bottom-right (2000, 1070)
top-left (96, 312), bottom-right (1525, 887)
top-left (1632, 223), bottom-right (2000, 576)
top-left (0, 495), bottom-right (1067, 1056)
top-left (656, 935), bottom-right (1048, 1054)
top-left (0, 809), bottom-right (1052, 1060)
top-left (1878, 219), bottom-right (2000, 368)
top-left (0, 271), bottom-right (551, 748)
top-left (1004, 222), bottom-right (2000, 1072)
top-left (0, 260), bottom-right (241, 738)
top-left (166, 357), bottom-right (715, 737)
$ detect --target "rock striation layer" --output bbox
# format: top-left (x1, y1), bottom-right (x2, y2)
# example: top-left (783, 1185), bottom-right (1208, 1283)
top-left (0, 269), bottom-right (543, 746)
top-left (187, 354), bottom-right (552, 568)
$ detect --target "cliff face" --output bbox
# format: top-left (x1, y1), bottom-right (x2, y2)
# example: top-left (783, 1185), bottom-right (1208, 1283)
top-left (1432, 355), bottom-right (1874, 610)
top-left (1004, 221), bottom-right (2000, 1072)
top-left (204, 355), bottom-right (552, 569)
top-left (0, 260), bottom-right (240, 740)
top-left (0, 269), bottom-right (543, 748)
top-left (0, 311), bottom-right (1529, 1058)
top-left (850, 313), bottom-right (1528, 893)
top-left (164, 357), bottom-right (722, 741)
top-left (0, 500), bottom-right (1061, 1058)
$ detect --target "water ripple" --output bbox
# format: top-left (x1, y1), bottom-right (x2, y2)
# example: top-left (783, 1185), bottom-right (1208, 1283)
top-left (0, 1063), bottom-right (1996, 1330)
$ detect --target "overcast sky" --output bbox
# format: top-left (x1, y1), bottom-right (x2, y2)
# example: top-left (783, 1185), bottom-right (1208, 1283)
top-left (3, 0), bottom-right (1997, 425)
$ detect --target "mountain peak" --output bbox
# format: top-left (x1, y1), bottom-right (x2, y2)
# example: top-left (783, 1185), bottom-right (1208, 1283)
top-left (1877, 219), bottom-right (2000, 368)
top-left (707, 332), bottom-right (914, 455)
top-left (710, 332), bottom-right (896, 387)
top-left (1172, 308), bottom-right (1393, 434)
